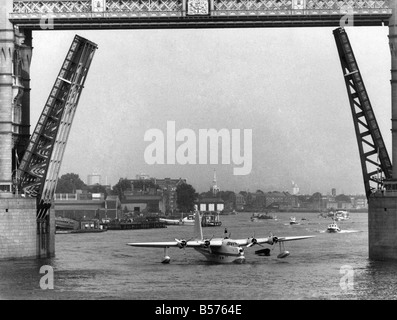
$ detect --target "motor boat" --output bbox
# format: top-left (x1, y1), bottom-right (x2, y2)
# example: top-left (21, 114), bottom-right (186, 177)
top-left (335, 210), bottom-right (350, 221)
top-left (327, 222), bottom-right (341, 233)
top-left (180, 215), bottom-right (195, 226)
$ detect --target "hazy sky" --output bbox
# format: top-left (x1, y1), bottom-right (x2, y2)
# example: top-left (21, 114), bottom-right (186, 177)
top-left (29, 26), bottom-right (391, 195)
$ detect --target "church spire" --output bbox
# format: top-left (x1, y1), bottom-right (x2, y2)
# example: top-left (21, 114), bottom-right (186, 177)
top-left (211, 169), bottom-right (220, 196)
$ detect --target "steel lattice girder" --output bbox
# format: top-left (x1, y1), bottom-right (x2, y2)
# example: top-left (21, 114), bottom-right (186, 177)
top-left (9, 0), bottom-right (392, 29)
top-left (333, 27), bottom-right (392, 199)
top-left (11, 0), bottom-right (391, 14)
top-left (9, 0), bottom-right (394, 30)
top-left (17, 35), bottom-right (98, 219)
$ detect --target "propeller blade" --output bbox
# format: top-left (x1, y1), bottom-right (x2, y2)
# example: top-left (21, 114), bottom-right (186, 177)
top-left (247, 236), bottom-right (258, 247)
top-left (202, 236), bottom-right (213, 247)
top-left (175, 238), bottom-right (188, 248)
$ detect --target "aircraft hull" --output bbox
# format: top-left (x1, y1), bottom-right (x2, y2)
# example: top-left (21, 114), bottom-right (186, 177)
top-left (194, 247), bottom-right (245, 264)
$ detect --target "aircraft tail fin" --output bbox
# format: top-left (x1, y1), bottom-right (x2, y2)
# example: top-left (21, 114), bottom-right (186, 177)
top-left (194, 211), bottom-right (203, 240)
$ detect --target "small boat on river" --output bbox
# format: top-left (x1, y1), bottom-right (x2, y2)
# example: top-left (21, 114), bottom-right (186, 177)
top-left (327, 221), bottom-right (341, 233)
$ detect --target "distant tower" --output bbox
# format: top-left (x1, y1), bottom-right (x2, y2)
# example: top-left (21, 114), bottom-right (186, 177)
top-left (332, 188), bottom-right (336, 197)
top-left (87, 173), bottom-right (101, 186)
top-left (291, 180), bottom-right (299, 195)
top-left (211, 169), bottom-right (220, 196)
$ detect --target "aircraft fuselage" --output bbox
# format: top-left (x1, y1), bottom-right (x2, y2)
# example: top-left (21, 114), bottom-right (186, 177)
top-left (194, 238), bottom-right (245, 264)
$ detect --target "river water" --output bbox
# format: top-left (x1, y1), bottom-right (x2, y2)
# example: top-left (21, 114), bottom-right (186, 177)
top-left (1, 211), bottom-right (397, 300)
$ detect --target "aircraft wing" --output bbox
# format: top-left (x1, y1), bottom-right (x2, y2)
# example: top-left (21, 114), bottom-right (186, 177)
top-left (127, 241), bottom-right (181, 248)
top-left (235, 235), bottom-right (314, 247)
top-left (234, 237), bottom-right (272, 247)
top-left (126, 239), bottom-right (223, 248)
top-left (275, 235), bottom-right (315, 242)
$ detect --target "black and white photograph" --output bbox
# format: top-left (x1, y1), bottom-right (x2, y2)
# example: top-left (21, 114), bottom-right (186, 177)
top-left (1, 0), bottom-right (397, 306)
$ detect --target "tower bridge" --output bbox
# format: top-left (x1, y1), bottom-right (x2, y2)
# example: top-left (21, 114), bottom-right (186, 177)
top-left (1, 0), bottom-right (397, 260)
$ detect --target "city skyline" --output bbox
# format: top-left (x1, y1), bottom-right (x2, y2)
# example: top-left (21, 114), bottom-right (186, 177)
top-left (29, 26), bottom-right (391, 196)
top-left (83, 171), bottom-right (361, 196)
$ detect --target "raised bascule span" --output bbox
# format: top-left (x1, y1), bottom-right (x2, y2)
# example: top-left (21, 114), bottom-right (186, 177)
top-left (333, 27), bottom-right (393, 199)
top-left (1, 0), bottom-right (397, 260)
top-left (17, 35), bottom-right (97, 218)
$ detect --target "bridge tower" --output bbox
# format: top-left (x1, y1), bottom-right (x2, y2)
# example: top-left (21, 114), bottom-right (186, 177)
top-left (0, 0), bottom-right (31, 195)
top-left (0, 0), bottom-right (37, 259)
top-left (367, 0), bottom-right (397, 260)
top-left (365, 1), bottom-right (397, 260)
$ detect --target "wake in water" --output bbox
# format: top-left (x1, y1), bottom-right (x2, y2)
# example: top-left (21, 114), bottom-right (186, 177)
top-left (317, 229), bottom-right (362, 233)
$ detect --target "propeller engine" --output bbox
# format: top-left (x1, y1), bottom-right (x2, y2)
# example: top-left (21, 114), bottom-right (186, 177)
top-left (267, 233), bottom-right (278, 245)
top-left (175, 238), bottom-right (189, 249)
top-left (250, 232), bottom-right (279, 255)
top-left (201, 236), bottom-right (214, 248)
top-left (247, 233), bottom-right (263, 248)
top-left (247, 237), bottom-right (258, 248)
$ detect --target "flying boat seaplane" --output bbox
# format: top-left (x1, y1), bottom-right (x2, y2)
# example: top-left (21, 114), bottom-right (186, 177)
top-left (127, 212), bottom-right (314, 264)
